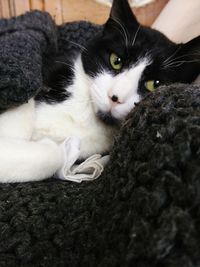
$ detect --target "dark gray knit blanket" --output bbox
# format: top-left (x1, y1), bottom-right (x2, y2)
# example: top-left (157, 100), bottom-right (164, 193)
top-left (0, 11), bottom-right (200, 267)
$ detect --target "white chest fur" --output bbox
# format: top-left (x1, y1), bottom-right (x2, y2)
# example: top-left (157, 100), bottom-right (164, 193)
top-left (32, 57), bottom-right (115, 158)
top-left (0, 99), bottom-right (35, 140)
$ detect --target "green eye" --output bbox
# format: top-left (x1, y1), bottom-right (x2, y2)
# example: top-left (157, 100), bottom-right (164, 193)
top-left (110, 53), bottom-right (123, 70)
top-left (145, 80), bottom-right (160, 92)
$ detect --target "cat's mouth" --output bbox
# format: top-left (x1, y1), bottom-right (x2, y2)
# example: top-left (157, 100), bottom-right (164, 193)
top-left (96, 110), bottom-right (121, 126)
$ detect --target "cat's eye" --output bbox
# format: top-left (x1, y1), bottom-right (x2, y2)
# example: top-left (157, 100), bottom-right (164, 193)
top-left (110, 53), bottom-right (123, 70)
top-left (145, 80), bottom-right (160, 92)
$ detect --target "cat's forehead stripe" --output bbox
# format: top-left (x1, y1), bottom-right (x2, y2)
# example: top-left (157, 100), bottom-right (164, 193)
top-left (128, 57), bottom-right (151, 77)
top-left (135, 56), bottom-right (152, 68)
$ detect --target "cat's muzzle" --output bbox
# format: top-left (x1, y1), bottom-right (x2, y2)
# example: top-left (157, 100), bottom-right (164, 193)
top-left (96, 110), bottom-right (121, 126)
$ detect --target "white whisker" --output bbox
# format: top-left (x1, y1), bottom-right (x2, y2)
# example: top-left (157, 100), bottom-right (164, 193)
top-left (163, 52), bottom-right (200, 67)
top-left (55, 61), bottom-right (74, 71)
top-left (163, 46), bottom-right (181, 65)
top-left (162, 46), bottom-right (200, 69)
top-left (68, 40), bottom-right (88, 53)
top-left (162, 59), bottom-right (200, 69)
top-left (132, 25), bottom-right (141, 47)
top-left (111, 18), bottom-right (130, 47)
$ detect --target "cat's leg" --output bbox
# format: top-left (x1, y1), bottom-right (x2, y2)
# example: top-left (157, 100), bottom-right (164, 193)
top-left (0, 137), bottom-right (64, 183)
top-left (0, 99), bottom-right (62, 182)
top-left (0, 99), bottom-right (35, 140)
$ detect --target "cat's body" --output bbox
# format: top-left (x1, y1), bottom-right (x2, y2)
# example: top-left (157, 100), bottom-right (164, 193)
top-left (0, 0), bottom-right (200, 182)
top-left (0, 57), bottom-right (114, 157)
top-left (33, 56), bottom-right (115, 158)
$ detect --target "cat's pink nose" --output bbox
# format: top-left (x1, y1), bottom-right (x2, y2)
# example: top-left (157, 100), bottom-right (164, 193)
top-left (109, 95), bottom-right (121, 104)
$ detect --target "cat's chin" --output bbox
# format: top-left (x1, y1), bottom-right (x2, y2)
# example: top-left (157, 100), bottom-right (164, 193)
top-left (96, 110), bottom-right (121, 126)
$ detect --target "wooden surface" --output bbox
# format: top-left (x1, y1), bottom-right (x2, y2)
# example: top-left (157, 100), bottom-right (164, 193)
top-left (0, 0), bottom-right (169, 26)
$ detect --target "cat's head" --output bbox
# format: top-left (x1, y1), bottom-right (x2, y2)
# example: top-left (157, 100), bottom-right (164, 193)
top-left (82, 0), bottom-right (200, 125)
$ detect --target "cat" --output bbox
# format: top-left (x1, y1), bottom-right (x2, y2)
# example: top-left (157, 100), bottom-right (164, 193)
top-left (0, 0), bottom-right (199, 182)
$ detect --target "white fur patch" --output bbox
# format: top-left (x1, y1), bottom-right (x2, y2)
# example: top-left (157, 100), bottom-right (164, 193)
top-left (0, 137), bottom-right (63, 182)
top-left (89, 58), bottom-right (150, 119)
top-left (32, 56), bottom-right (115, 159)
top-left (0, 99), bottom-right (35, 139)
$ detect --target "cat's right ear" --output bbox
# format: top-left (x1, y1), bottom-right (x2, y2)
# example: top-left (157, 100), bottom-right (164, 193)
top-left (103, 0), bottom-right (139, 34)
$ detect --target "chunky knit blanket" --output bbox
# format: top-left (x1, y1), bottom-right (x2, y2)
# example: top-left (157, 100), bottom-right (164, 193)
top-left (0, 11), bottom-right (200, 267)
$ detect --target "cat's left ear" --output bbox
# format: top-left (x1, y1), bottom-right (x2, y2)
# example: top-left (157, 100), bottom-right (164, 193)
top-left (176, 36), bottom-right (200, 69)
top-left (168, 36), bottom-right (200, 81)
top-left (104, 0), bottom-right (139, 33)
top-left (180, 36), bottom-right (200, 55)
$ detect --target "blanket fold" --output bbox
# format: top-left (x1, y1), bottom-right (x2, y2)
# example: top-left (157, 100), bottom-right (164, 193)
top-left (0, 11), bottom-right (57, 110)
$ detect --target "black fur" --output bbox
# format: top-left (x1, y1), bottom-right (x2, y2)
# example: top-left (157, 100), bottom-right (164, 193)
top-left (35, 0), bottom-right (200, 114)
top-left (82, 0), bottom-right (200, 99)
top-left (35, 57), bottom-right (74, 103)
top-left (97, 110), bottom-right (120, 125)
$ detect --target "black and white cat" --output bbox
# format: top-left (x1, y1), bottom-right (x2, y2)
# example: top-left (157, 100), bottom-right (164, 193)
top-left (0, 0), bottom-right (199, 182)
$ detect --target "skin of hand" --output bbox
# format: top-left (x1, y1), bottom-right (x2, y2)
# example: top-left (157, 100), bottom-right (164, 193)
top-left (152, 0), bottom-right (200, 43)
